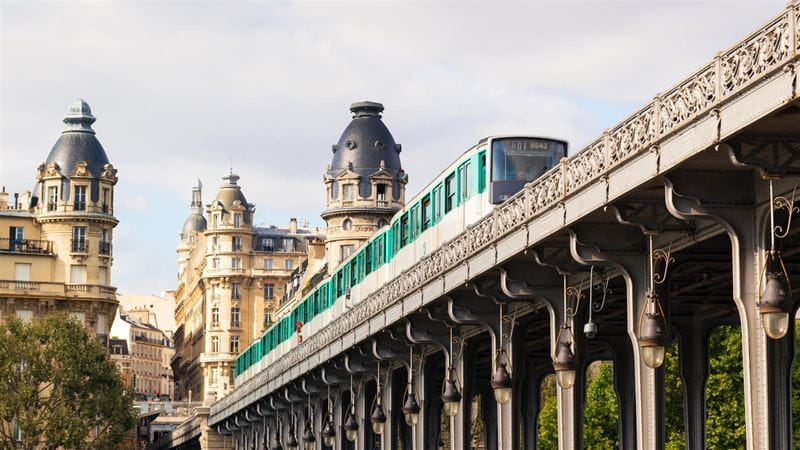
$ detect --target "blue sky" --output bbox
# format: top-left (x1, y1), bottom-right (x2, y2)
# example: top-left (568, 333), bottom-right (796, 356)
top-left (0, 0), bottom-right (783, 295)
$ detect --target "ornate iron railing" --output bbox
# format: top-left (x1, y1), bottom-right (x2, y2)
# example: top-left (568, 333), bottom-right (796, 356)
top-left (212, 4), bottom-right (800, 419)
top-left (0, 238), bottom-right (53, 255)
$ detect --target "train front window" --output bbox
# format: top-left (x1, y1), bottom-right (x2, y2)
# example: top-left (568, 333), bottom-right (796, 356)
top-left (491, 139), bottom-right (565, 183)
top-left (489, 138), bottom-right (567, 204)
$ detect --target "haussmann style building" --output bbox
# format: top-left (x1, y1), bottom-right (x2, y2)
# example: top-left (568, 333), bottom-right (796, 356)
top-left (172, 173), bottom-right (325, 402)
top-left (0, 99), bottom-right (119, 340)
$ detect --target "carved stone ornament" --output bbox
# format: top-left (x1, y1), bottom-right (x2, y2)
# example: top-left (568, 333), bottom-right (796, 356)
top-left (101, 163), bottom-right (118, 182)
top-left (38, 162), bottom-right (62, 180)
top-left (72, 161), bottom-right (92, 178)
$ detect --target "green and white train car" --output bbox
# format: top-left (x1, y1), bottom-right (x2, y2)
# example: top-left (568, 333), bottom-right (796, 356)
top-left (234, 135), bottom-right (568, 383)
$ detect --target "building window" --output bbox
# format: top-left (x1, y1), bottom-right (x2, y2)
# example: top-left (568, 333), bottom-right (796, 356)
top-left (231, 257), bottom-right (242, 269)
top-left (231, 283), bottom-right (241, 300)
top-left (14, 263), bottom-right (31, 281)
top-left (70, 265), bottom-right (87, 284)
top-left (264, 258), bottom-right (273, 270)
top-left (230, 336), bottom-right (239, 353)
top-left (73, 185), bottom-right (87, 211)
top-left (98, 267), bottom-right (108, 285)
top-left (377, 184), bottom-right (387, 201)
top-left (264, 284), bottom-right (274, 300)
top-left (16, 309), bottom-right (33, 322)
top-left (378, 219), bottom-right (388, 229)
top-left (212, 258), bottom-right (220, 269)
top-left (342, 219), bottom-right (353, 231)
top-left (99, 229), bottom-right (111, 255)
top-left (340, 245), bottom-right (354, 262)
top-left (211, 214), bottom-right (218, 227)
top-left (101, 188), bottom-right (110, 214)
top-left (211, 336), bottom-right (219, 353)
top-left (96, 313), bottom-right (107, 335)
top-left (260, 238), bottom-right (274, 251)
top-left (283, 238), bottom-right (294, 252)
top-left (71, 226), bottom-right (87, 252)
top-left (211, 307), bottom-right (219, 326)
top-left (342, 184), bottom-right (354, 201)
top-left (211, 236), bottom-right (219, 250)
top-left (264, 311), bottom-right (273, 326)
top-left (233, 213), bottom-right (241, 228)
top-left (47, 186), bottom-right (58, 211)
top-left (284, 259), bottom-right (294, 270)
top-left (211, 367), bottom-right (219, 384)
top-left (232, 236), bottom-right (242, 252)
top-left (231, 307), bottom-right (240, 327)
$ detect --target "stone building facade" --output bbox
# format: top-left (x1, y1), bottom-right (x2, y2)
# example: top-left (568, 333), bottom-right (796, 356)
top-left (110, 307), bottom-right (175, 400)
top-left (172, 173), bottom-right (324, 402)
top-left (0, 99), bottom-right (118, 340)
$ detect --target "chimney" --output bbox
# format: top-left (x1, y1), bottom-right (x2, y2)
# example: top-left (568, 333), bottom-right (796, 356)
top-left (0, 187), bottom-right (7, 211)
top-left (13, 193), bottom-right (18, 210)
top-left (308, 239), bottom-right (326, 262)
top-left (289, 217), bottom-right (298, 234)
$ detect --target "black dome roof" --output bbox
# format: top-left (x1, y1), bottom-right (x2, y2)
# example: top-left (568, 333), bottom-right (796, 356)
top-left (35, 100), bottom-right (112, 204)
top-left (330, 102), bottom-right (402, 173)
top-left (182, 214), bottom-right (207, 235)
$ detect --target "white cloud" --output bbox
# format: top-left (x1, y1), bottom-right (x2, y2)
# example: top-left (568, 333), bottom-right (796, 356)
top-left (0, 0), bottom-right (784, 293)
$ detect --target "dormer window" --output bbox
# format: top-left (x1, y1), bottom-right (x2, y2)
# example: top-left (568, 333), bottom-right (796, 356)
top-left (47, 186), bottom-right (58, 211)
top-left (377, 184), bottom-right (386, 201)
top-left (343, 184), bottom-right (354, 201)
top-left (233, 213), bottom-right (241, 228)
top-left (261, 238), bottom-right (274, 252)
top-left (74, 185), bottom-right (86, 211)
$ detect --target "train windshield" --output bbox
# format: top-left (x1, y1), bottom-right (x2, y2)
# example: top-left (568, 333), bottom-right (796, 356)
top-left (491, 138), bottom-right (566, 183)
top-left (489, 138), bottom-right (567, 204)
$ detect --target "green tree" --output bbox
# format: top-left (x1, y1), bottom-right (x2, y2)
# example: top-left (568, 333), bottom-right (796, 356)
top-left (583, 362), bottom-right (619, 449)
top-left (664, 340), bottom-right (686, 450)
top-left (537, 374), bottom-right (558, 450)
top-left (0, 314), bottom-right (136, 449)
top-left (705, 325), bottom-right (746, 449)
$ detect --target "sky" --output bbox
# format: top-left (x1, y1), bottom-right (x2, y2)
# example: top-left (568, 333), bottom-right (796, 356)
top-left (0, 0), bottom-right (784, 296)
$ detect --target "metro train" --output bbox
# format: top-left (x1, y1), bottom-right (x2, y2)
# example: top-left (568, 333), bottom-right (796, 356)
top-left (234, 135), bottom-right (568, 383)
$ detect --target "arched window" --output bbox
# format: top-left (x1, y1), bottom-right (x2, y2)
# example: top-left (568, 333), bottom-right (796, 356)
top-left (343, 219), bottom-right (353, 231)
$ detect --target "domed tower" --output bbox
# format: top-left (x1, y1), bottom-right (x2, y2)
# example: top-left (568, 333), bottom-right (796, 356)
top-left (177, 179), bottom-right (207, 275)
top-left (322, 101), bottom-right (407, 266)
top-left (34, 99), bottom-right (119, 337)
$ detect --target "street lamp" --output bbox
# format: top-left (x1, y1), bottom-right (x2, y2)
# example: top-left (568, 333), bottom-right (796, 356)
top-left (322, 414), bottom-right (336, 447)
top-left (759, 179), bottom-right (795, 339)
top-left (402, 347), bottom-right (421, 426)
top-left (302, 420), bottom-right (315, 450)
top-left (637, 235), bottom-right (670, 369)
top-left (491, 349), bottom-right (513, 404)
top-left (553, 326), bottom-right (577, 389)
top-left (343, 375), bottom-right (358, 442)
top-left (287, 411), bottom-right (299, 450)
top-left (441, 365), bottom-right (462, 416)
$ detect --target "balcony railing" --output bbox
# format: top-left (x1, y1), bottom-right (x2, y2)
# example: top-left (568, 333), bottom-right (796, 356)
top-left (71, 239), bottom-right (87, 253)
top-left (0, 238), bottom-right (53, 255)
top-left (99, 241), bottom-right (112, 255)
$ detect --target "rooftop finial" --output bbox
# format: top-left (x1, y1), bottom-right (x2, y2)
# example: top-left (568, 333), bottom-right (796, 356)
top-left (63, 99), bottom-right (96, 134)
top-left (350, 101), bottom-right (384, 118)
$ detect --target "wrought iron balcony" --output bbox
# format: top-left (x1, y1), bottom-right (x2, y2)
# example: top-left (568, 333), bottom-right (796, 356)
top-left (0, 238), bottom-right (53, 255)
top-left (71, 239), bottom-right (88, 253)
top-left (99, 241), bottom-right (112, 255)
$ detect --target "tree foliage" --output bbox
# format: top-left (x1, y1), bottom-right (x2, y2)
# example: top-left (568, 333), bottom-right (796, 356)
top-left (535, 325), bottom-right (752, 449)
top-left (0, 314), bottom-right (136, 449)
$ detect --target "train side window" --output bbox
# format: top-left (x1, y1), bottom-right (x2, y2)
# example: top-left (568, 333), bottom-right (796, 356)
top-left (459, 161), bottom-right (472, 202)
top-left (365, 244), bottom-right (373, 275)
top-left (421, 195), bottom-right (431, 231)
top-left (478, 150), bottom-right (487, 193)
top-left (445, 173), bottom-right (456, 213)
top-left (400, 213), bottom-right (409, 247)
top-left (433, 183), bottom-right (444, 222)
